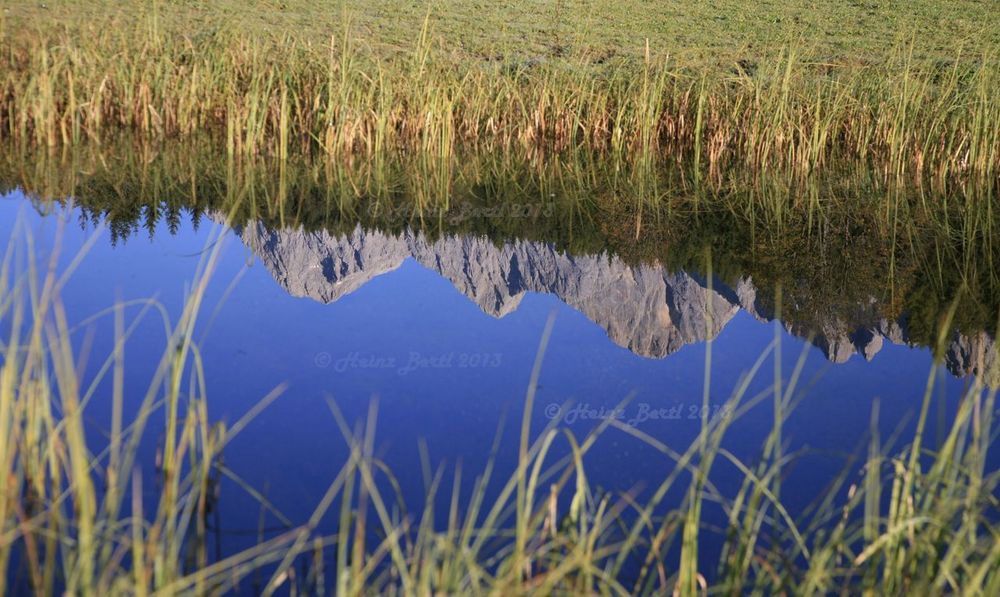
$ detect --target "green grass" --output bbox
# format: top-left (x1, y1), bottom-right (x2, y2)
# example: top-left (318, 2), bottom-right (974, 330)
top-left (1, 213), bottom-right (1000, 593)
top-left (2, 1), bottom-right (999, 180)
top-left (6, 0), bottom-right (999, 66)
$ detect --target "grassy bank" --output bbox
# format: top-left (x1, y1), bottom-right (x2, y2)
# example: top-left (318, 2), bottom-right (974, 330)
top-left (2, 2), bottom-right (1000, 181)
top-left (1, 214), bottom-right (1000, 593)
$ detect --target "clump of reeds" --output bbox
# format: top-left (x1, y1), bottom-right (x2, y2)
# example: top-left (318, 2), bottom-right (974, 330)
top-left (1, 9), bottom-right (998, 184)
top-left (0, 215), bottom-right (303, 593)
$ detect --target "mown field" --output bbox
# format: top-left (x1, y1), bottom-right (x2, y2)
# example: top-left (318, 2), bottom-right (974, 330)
top-left (6, 0), bottom-right (1000, 65)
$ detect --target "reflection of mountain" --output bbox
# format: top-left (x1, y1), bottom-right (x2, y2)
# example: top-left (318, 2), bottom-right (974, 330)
top-left (236, 223), bottom-right (998, 384)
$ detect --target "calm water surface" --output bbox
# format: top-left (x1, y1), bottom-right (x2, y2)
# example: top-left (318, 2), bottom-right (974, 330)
top-left (1, 185), bottom-right (993, 564)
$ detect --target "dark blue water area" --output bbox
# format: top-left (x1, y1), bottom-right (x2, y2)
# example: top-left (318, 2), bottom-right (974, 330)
top-left (0, 190), bottom-right (982, 578)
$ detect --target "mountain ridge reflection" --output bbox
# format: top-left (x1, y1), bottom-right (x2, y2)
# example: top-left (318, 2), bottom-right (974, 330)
top-left (236, 221), bottom-right (998, 384)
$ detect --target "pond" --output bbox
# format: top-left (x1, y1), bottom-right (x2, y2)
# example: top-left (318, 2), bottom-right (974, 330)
top-left (1, 152), bottom-right (998, 590)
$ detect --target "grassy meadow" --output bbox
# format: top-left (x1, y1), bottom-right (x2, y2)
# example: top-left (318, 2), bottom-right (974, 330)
top-left (2, 1), bottom-right (1000, 180)
top-left (8, 0), bottom-right (998, 64)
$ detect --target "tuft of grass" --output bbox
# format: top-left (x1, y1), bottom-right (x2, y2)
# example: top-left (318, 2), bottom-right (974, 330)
top-left (0, 214), bottom-right (301, 593)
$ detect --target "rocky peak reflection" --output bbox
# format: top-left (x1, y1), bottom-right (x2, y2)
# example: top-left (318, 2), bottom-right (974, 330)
top-left (235, 222), bottom-right (997, 384)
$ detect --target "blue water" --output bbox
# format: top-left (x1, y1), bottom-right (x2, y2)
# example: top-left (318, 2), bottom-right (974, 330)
top-left (0, 190), bottom-right (979, 567)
